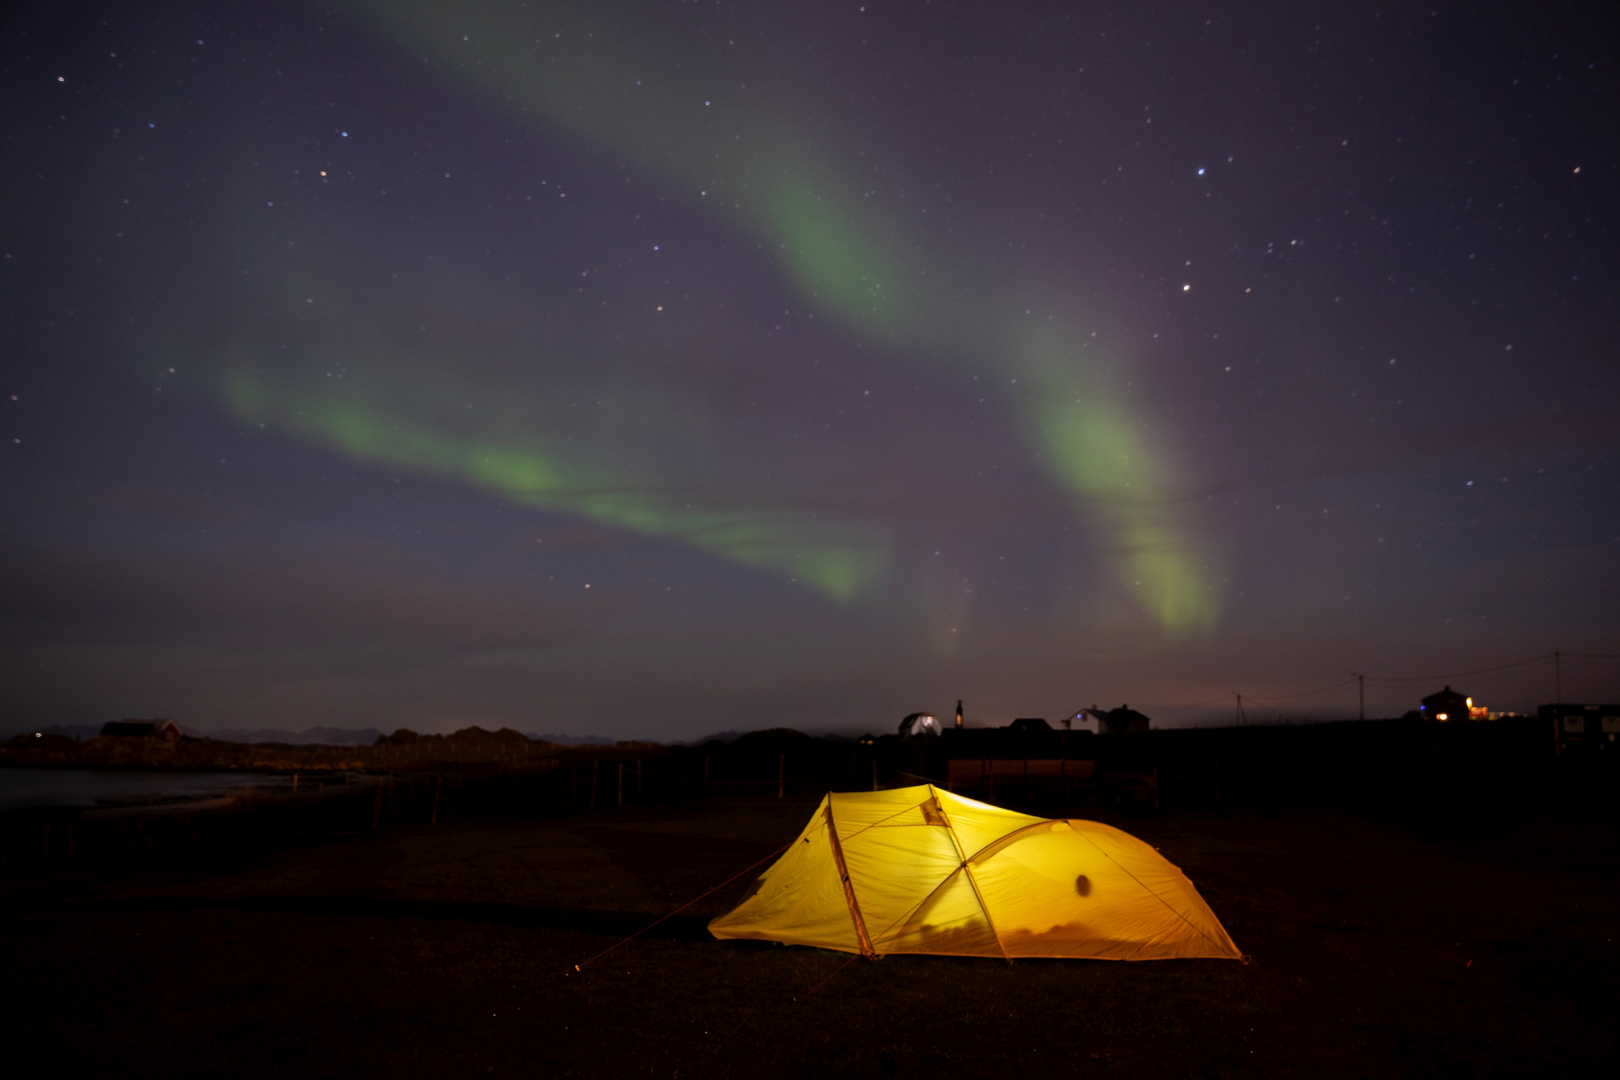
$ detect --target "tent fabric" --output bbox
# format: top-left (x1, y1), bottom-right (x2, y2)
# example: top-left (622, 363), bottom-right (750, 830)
top-left (709, 784), bottom-right (1241, 961)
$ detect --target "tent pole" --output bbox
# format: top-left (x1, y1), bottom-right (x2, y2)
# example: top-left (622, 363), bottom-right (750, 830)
top-left (822, 798), bottom-right (878, 959)
top-left (930, 786), bottom-right (1014, 965)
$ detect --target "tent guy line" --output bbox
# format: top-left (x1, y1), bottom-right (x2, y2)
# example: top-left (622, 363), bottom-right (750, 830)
top-left (796, 952), bottom-right (865, 1001)
top-left (573, 841), bottom-right (793, 977)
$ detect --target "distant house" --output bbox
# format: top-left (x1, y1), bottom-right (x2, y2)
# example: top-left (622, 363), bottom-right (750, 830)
top-left (100, 719), bottom-right (181, 740)
top-left (1419, 686), bottom-right (1471, 723)
top-left (1084, 705), bottom-right (1151, 735)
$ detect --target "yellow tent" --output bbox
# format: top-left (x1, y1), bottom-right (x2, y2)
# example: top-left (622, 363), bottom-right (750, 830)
top-left (710, 785), bottom-right (1240, 961)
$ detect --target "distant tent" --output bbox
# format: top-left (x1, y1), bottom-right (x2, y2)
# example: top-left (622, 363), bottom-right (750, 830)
top-left (710, 785), bottom-right (1240, 961)
top-left (898, 712), bottom-right (941, 738)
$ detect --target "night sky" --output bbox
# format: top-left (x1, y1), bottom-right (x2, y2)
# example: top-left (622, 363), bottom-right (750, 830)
top-left (3, 1), bottom-right (1617, 740)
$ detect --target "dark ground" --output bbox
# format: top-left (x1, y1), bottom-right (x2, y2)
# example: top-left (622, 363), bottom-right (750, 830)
top-left (3, 793), bottom-right (1617, 1078)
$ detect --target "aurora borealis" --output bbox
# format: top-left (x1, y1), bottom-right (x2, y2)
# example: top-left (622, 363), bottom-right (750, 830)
top-left (2, 2), bottom-right (1616, 737)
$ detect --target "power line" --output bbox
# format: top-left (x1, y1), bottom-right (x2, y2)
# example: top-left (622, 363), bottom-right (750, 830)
top-left (1240, 677), bottom-right (1360, 704)
top-left (1361, 653), bottom-right (1554, 684)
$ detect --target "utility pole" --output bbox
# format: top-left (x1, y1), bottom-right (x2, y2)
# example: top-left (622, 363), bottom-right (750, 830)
top-left (1555, 650), bottom-right (1562, 704)
top-left (1353, 673), bottom-right (1365, 721)
top-left (1233, 692), bottom-right (1245, 727)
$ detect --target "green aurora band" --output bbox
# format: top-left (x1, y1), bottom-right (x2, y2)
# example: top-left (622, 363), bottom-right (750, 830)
top-left (253, 0), bottom-right (1218, 631)
top-left (226, 365), bottom-right (885, 601)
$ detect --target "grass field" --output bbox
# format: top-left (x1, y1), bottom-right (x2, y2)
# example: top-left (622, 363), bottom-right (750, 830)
top-left (3, 794), bottom-right (1616, 1078)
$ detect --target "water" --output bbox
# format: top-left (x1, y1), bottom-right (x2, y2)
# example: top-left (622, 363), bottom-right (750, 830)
top-left (0, 768), bottom-right (298, 813)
